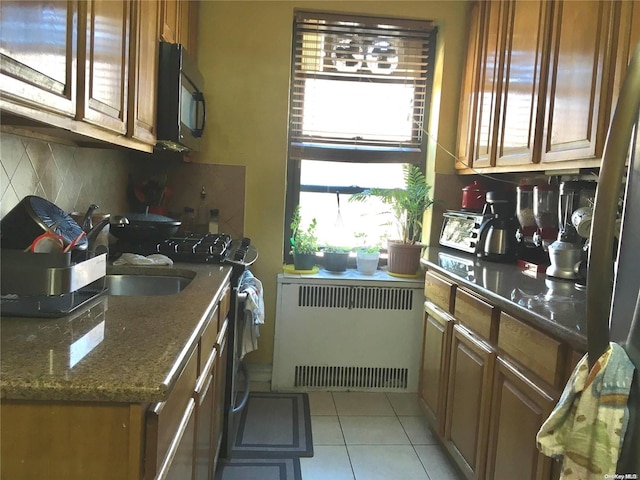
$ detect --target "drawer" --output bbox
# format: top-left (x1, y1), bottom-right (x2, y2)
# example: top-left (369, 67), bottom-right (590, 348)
top-left (199, 305), bottom-right (220, 373)
top-left (498, 312), bottom-right (566, 388)
top-left (146, 346), bottom-right (198, 477)
top-left (424, 271), bottom-right (455, 313)
top-left (219, 285), bottom-right (231, 325)
top-left (454, 288), bottom-right (498, 342)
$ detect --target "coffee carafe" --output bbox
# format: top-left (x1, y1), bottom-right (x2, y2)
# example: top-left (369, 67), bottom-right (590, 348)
top-left (546, 180), bottom-right (596, 280)
top-left (478, 191), bottom-right (518, 262)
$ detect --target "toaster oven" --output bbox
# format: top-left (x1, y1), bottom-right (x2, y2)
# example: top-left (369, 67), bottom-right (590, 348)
top-left (439, 210), bottom-right (488, 254)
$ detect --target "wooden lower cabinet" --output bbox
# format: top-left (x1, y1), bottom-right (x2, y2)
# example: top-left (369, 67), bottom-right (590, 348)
top-left (485, 357), bottom-right (557, 480)
top-left (419, 302), bottom-right (454, 435)
top-left (161, 399), bottom-right (197, 480)
top-left (194, 348), bottom-right (218, 480)
top-left (444, 324), bottom-right (495, 480)
top-left (213, 317), bottom-right (229, 468)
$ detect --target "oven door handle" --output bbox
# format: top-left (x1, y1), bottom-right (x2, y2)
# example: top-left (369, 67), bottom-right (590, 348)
top-left (232, 360), bottom-right (251, 414)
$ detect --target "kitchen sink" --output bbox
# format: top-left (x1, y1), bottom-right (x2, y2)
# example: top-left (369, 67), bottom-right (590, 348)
top-left (104, 273), bottom-right (192, 296)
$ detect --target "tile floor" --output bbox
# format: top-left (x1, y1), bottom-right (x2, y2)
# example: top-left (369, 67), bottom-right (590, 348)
top-left (300, 391), bottom-right (465, 480)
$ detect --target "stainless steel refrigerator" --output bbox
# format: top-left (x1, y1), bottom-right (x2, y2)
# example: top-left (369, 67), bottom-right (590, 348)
top-left (588, 43), bottom-right (640, 472)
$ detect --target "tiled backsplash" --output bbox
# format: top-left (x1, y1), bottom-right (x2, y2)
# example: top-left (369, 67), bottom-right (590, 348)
top-left (1, 131), bottom-right (245, 238)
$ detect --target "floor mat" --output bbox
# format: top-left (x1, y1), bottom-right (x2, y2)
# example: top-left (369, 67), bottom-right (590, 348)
top-left (215, 457), bottom-right (302, 480)
top-left (231, 392), bottom-right (313, 458)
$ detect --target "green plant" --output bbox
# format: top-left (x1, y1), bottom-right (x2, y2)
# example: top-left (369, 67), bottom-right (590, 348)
top-left (290, 205), bottom-right (318, 255)
top-left (354, 232), bottom-right (380, 253)
top-left (349, 164), bottom-right (433, 244)
top-left (323, 245), bottom-right (352, 254)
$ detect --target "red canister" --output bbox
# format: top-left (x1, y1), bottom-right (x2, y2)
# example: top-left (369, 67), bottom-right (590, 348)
top-left (461, 180), bottom-right (487, 212)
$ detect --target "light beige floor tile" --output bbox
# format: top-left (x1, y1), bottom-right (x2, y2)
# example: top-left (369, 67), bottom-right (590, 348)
top-left (399, 416), bottom-right (438, 445)
top-left (386, 392), bottom-right (423, 415)
top-left (348, 444), bottom-right (429, 480)
top-left (339, 415), bottom-right (410, 445)
top-left (414, 444), bottom-right (465, 480)
top-left (300, 445), bottom-right (355, 480)
top-left (308, 391), bottom-right (337, 415)
top-left (311, 415), bottom-right (345, 445)
top-left (332, 391), bottom-right (395, 416)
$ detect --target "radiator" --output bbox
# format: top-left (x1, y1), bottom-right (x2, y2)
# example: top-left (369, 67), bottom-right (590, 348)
top-left (272, 272), bottom-right (425, 392)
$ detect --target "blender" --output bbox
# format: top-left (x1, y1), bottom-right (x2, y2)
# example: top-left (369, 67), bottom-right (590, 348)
top-left (516, 180), bottom-right (550, 267)
top-left (546, 180), bottom-right (597, 280)
top-left (533, 184), bottom-right (559, 251)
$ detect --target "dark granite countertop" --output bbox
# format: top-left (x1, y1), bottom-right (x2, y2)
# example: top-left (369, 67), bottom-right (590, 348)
top-left (1, 263), bottom-right (232, 403)
top-left (421, 247), bottom-right (587, 351)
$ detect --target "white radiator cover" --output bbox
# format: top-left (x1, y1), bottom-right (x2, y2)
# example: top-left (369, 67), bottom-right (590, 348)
top-left (272, 271), bottom-right (425, 392)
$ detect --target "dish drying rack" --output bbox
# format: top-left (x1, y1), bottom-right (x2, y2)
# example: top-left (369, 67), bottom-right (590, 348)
top-left (0, 250), bottom-right (107, 318)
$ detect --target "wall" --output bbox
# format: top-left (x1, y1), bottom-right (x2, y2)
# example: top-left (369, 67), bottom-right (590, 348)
top-left (1, 129), bottom-right (246, 245)
top-left (1, 130), bottom-right (133, 218)
top-left (195, 1), bottom-right (469, 368)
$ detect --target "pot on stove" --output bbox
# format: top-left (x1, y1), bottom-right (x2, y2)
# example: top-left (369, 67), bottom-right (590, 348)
top-left (109, 213), bottom-right (181, 243)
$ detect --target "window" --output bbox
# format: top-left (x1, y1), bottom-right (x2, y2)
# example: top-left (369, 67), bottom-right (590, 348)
top-left (284, 11), bottom-right (436, 258)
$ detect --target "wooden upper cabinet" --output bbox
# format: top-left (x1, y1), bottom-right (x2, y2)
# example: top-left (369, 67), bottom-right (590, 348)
top-left (456, 1), bottom-right (484, 170)
top-left (160, 0), bottom-right (180, 44)
top-left (496, 0), bottom-right (551, 167)
top-left (540, 0), bottom-right (615, 163)
top-left (128, 0), bottom-right (159, 145)
top-left (0, 0), bottom-right (78, 117)
top-left (611, 0), bottom-right (640, 118)
top-left (78, 0), bottom-right (130, 135)
top-left (473, 0), bottom-right (505, 169)
top-left (160, 0), bottom-right (199, 56)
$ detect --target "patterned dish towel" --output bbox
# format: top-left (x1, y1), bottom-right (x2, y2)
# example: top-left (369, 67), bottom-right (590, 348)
top-left (536, 342), bottom-right (635, 479)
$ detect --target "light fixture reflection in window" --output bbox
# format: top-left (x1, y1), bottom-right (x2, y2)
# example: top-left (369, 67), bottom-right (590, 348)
top-left (366, 40), bottom-right (398, 74)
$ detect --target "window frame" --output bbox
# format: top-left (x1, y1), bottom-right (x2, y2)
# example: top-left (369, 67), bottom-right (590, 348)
top-left (284, 10), bottom-right (437, 262)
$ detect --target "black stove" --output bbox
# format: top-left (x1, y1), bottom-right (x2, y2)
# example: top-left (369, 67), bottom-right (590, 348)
top-left (114, 233), bottom-right (255, 266)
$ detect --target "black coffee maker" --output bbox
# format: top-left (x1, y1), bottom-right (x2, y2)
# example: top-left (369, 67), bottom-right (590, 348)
top-left (477, 191), bottom-right (518, 262)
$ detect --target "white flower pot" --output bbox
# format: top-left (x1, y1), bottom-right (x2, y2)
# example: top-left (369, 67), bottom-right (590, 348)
top-left (356, 251), bottom-right (380, 275)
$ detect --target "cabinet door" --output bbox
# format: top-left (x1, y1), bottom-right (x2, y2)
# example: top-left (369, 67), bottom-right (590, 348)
top-left (444, 325), bottom-right (495, 480)
top-left (78, 0), bottom-right (130, 134)
top-left (161, 399), bottom-right (196, 480)
top-left (213, 318), bottom-right (229, 463)
top-left (486, 357), bottom-right (556, 480)
top-left (496, 0), bottom-right (551, 167)
top-left (194, 350), bottom-right (217, 480)
top-left (456, 1), bottom-right (484, 170)
top-left (611, 0), bottom-right (640, 117)
top-left (419, 306), bottom-right (453, 436)
top-left (0, 0), bottom-right (78, 117)
top-left (473, 0), bottom-right (505, 168)
top-left (160, 0), bottom-right (180, 44)
top-left (128, 0), bottom-right (158, 145)
top-left (541, 0), bottom-right (615, 163)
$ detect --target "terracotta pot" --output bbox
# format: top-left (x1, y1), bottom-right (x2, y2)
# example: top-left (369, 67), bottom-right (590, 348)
top-left (386, 241), bottom-right (423, 276)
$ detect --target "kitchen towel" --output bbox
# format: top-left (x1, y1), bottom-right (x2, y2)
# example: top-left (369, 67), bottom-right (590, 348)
top-left (536, 342), bottom-right (635, 479)
top-left (112, 253), bottom-right (173, 266)
top-left (239, 270), bottom-right (264, 359)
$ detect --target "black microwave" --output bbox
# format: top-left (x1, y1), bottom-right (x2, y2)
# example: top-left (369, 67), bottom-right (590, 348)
top-left (156, 42), bottom-right (205, 152)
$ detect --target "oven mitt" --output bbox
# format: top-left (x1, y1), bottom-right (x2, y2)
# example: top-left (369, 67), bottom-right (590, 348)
top-left (113, 253), bottom-right (174, 266)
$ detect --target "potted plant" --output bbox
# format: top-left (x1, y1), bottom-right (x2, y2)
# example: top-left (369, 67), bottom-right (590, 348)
top-left (322, 245), bottom-right (352, 272)
top-left (349, 164), bottom-right (434, 276)
top-left (354, 232), bottom-right (380, 275)
top-left (290, 205), bottom-right (319, 271)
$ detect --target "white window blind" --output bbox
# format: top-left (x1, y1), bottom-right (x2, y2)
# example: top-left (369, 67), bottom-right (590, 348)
top-left (289, 11), bottom-right (436, 163)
